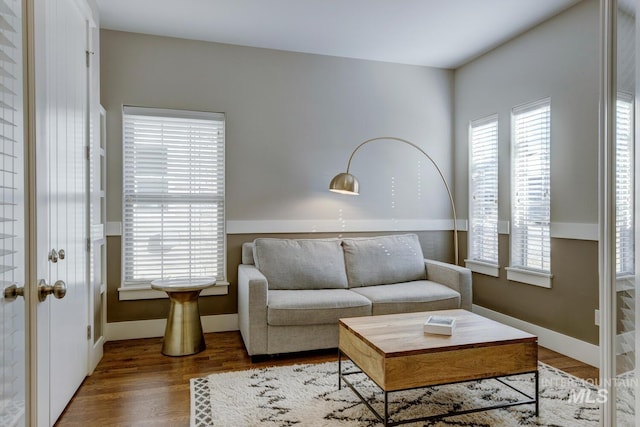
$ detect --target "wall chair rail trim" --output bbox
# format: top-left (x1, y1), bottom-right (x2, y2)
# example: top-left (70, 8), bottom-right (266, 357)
top-left (106, 220), bottom-right (597, 240)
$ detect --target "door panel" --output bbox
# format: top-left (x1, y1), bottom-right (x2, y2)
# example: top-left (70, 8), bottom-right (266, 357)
top-left (34, 0), bottom-right (88, 424)
top-left (0, 1), bottom-right (26, 425)
top-left (614, 0), bottom-right (637, 424)
top-left (602, 0), bottom-right (638, 425)
top-left (46, 0), bottom-right (87, 422)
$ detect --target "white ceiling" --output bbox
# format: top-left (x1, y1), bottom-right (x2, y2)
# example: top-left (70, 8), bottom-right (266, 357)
top-left (96, 0), bottom-right (582, 69)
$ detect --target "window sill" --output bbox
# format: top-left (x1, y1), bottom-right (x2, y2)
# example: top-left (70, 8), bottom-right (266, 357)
top-left (616, 275), bottom-right (635, 293)
top-left (117, 282), bottom-right (230, 301)
top-left (505, 267), bottom-right (552, 288)
top-left (464, 259), bottom-right (500, 277)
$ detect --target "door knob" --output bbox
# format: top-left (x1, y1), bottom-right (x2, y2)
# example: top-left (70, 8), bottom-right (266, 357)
top-left (38, 279), bottom-right (67, 302)
top-left (3, 284), bottom-right (24, 302)
top-left (49, 249), bottom-right (65, 262)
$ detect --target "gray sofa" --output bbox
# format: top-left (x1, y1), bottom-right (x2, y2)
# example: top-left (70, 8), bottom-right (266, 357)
top-left (238, 233), bottom-right (471, 357)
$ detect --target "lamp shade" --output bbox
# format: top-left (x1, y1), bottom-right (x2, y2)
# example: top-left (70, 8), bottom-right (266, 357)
top-left (329, 172), bottom-right (359, 195)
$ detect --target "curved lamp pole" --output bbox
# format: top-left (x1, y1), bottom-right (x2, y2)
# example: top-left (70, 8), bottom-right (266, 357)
top-left (329, 136), bottom-right (459, 265)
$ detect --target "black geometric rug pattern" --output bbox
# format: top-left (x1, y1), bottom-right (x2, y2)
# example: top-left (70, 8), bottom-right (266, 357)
top-left (190, 361), bottom-right (607, 426)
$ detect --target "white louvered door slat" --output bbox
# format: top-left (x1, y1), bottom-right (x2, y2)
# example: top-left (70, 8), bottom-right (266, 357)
top-left (0, 0), bottom-right (25, 425)
top-left (615, 94), bottom-right (634, 277)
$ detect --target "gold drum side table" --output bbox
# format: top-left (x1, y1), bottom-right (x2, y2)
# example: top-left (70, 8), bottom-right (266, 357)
top-left (150, 277), bottom-right (215, 356)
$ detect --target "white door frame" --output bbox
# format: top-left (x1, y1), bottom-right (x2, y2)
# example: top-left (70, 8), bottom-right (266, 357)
top-left (599, 0), bottom-right (617, 424)
top-left (28, 0), bottom-right (50, 422)
top-left (25, 0), bottom-right (37, 425)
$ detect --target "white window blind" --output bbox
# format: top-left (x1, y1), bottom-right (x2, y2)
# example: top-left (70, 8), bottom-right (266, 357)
top-left (469, 115), bottom-right (499, 266)
top-left (122, 107), bottom-right (225, 286)
top-left (511, 98), bottom-right (551, 273)
top-left (616, 94), bottom-right (634, 277)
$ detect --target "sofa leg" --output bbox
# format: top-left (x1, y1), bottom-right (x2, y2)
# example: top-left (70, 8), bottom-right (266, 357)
top-left (250, 354), bottom-right (270, 363)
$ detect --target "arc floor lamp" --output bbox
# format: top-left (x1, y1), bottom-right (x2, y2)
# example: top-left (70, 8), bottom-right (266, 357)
top-left (328, 136), bottom-right (459, 265)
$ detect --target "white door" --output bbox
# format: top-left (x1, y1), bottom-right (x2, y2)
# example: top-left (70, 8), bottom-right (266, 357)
top-left (33, 0), bottom-right (90, 424)
top-left (0, 1), bottom-right (27, 425)
top-left (601, 0), bottom-right (639, 425)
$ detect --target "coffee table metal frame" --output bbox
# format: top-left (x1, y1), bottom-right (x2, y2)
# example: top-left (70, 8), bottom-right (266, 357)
top-left (338, 350), bottom-right (538, 427)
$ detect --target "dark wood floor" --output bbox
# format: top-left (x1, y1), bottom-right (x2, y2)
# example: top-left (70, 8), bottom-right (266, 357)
top-left (55, 331), bottom-right (598, 426)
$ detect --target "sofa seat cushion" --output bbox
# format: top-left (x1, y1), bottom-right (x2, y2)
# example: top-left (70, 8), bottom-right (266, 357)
top-left (253, 238), bottom-right (349, 290)
top-left (267, 289), bottom-right (371, 326)
top-left (351, 281), bottom-right (460, 315)
top-left (343, 234), bottom-right (427, 287)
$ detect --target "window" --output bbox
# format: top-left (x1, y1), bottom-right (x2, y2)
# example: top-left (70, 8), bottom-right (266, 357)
top-left (122, 107), bottom-right (225, 287)
top-left (508, 98), bottom-right (552, 287)
top-left (466, 115), bottom-right (499, 277)
top-left (616, 94), bottom-right (634, 278)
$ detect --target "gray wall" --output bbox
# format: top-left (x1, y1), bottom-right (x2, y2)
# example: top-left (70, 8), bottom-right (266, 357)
top-left (101, 30), bottom-right (455, 322)
top-left (102, 30), bottom-right (455, 226)
top-left (454, 0), bottom-right (599, 344)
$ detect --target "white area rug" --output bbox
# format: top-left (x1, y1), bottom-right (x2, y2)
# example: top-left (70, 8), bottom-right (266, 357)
top-left (190, 361), bottom-right (601, 426)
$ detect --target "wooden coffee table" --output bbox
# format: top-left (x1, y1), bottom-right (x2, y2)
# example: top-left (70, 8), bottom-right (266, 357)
top-left (338, 309), bottom-right (538, 426)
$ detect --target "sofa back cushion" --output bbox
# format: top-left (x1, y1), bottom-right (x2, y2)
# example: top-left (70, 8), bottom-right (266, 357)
top-left (241, 242), bottom-right (255, 265)
top-left (253, 238), bottom-right (349, 290)
top-left (343, 234), bottom-right (427, 287)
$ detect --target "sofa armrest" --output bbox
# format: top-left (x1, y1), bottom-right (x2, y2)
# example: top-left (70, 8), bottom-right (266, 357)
top-left (424, 259), bottom-right (472, 311)
top-left (238, 264), bottom-right (269, 356)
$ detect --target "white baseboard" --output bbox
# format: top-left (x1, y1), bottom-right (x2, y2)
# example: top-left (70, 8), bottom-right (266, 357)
top-left (105, 313), bottom-right (239, 341)
top-left (472, 304), bottom-right (600, 368)
top-left (104, 305), bottom-right (601, 367)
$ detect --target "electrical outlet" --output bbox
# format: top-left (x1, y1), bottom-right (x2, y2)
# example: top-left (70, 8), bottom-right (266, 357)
top-left (595, 309), bottom-right (600, 326)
